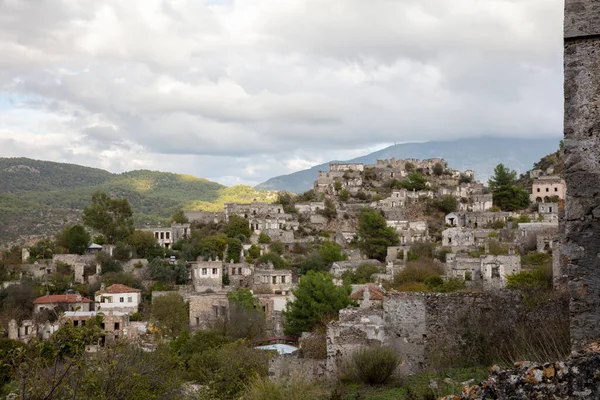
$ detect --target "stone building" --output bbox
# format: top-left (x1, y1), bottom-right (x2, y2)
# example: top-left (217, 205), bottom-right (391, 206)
top-left (314, 164), bottom-right (364, 195)
top-left (225, 261), bottom-right (253, 288)
top-left (184, 211), bottom-right (225, 224)
top-left (386, 220), bottom-right (429, 244)
top-left (350, 284), bottom-right (386, 308)
top-left (446, 253), bottom-right (521, 291)
top-left (252, 265), bottom-right (292, 295)
top-left (531, 176), bottom-right (566, 203)
top-left (190, 258), bottom-right (223, 292)
top-left (295, 202), bottom-right (325, 214)
top-left (457, 194), bottom-right (493, 212)
top-left (33, 293), bottom-right (93, 313)
top-left (441, 228), bottom-right (493, 250)
top-left (330, 260), bottom-right (382, 278)
top-left (140, 223), bottom-right (191, 249)
top-left (225, 201), bottom-right (287, 221)
top-left (537, 202), bottom-right (559, 222)
top-left (326, 307), bottom-right (386, 375)
top-left (60, 310), bottom-right (134, 344)
top-left (188, 292), bottom-right (229, 330)
top-left (445, 211), bottom-right (510, 229)
top-left (256, 293), bottom-right (291, 336)
top-left (95, 284), bottom-right (142, 314)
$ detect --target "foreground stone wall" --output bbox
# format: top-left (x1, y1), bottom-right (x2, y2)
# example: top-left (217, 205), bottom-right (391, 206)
top-left (443, 343), bottom-right (600, 400)
top-left (564, 0), bottom-right (600, 350)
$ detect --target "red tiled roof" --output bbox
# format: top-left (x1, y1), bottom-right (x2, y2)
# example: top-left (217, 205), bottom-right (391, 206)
top-left (350, 284), bottom-right (386, 301)
top-left (33, 294), bottom-right (92, 305)
top-left (97, 284), bottom-right (141, 294)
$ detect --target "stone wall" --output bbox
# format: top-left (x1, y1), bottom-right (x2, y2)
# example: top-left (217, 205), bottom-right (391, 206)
top-left (564, 0), bottom-right (600, 350)
top-left (326, 307), bottom-right (386, 376)
top-left (443, 343), bottom-right (600, 400)
top-left (384, 292), bottom-right (524, 373)
top-left (269, 355), bottom-right (328, 382)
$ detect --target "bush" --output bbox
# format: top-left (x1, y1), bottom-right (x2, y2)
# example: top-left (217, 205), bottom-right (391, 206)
top-left (188, 340), bottom-right (272, 398)
top-left (258, 232), bottom-right (271, 244)
top-left (341, 263), bottom-right (380, 284)
top-left (343, 346), bottom-right (399, 385)
top-left (243, 376), bottom-right (329, 400)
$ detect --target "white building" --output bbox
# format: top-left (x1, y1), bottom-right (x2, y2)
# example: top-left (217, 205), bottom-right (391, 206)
top-left (95, 284), bottom-right (142, 314)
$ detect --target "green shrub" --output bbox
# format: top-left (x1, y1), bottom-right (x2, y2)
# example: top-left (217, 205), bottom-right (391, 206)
top-left (243, 376), bottom-right (329, 400)
top-left (188, 340), bottom-right (272, 398)
top-left (258, 232), bottom-right (271, 244)
top-left (341, 263), bottom-right (381, 284)
top-left (344, 346), bottom-right (399, 385)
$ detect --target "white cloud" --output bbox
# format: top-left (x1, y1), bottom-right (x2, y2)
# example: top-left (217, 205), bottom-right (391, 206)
top-left (0, 0), bottom-right (563, 185)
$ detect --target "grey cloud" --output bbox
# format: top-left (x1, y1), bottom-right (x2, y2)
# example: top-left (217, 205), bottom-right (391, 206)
top-left (0, 0), bottom-right (564, 185)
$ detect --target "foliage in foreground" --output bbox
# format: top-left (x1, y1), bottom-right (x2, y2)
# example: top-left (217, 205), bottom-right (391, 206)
top-left (343, 346), bottom-right (400, 385)
top-left (243, 376), bottom-right (330, 400)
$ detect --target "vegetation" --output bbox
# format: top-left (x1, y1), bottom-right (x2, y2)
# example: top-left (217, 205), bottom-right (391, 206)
top-left (343, 346), bottom-right (399, 385)
top-left (357, 208), bottom-right (399, 261)
top-left (489, 164), bottom-right (530, 211)
top-left (151, 292), bottom-right (189, 337)
top-left (82, 192), bottom-right (135, 244)
top-left (342, 263), bottom-right (381, 284)
top-left (0, 159), bottom-right (275, 246)
top-left (283, 271), bottom-right (353, 336)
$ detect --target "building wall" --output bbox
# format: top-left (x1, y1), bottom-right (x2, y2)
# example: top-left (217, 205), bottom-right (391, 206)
top-left (95, 292), bottom-right (141, 314)
top-left (531, 178), bottom-right (566, 202)
top-left (188, 293), bottom-right (229, 330)
top-left (191, 260), bottom-right (223, 292)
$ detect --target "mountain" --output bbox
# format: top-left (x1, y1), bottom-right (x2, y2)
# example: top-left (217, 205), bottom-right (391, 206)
top-left (256, 137), bottom-right (562, 193)
top-left (0, 158), bottom-right (275, 246)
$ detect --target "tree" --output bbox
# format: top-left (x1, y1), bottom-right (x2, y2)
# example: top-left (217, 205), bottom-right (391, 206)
top-left (320, 199), bottom-right (337, 220)
top-left (128, 230), bottom-right (159, 258)
top-left (283, 271), bottom-right (353, 336)
top-left (224, 289), bottom-right (266, 340)
top-left (488, 164), bottom-right (517, 190)
top-left (172, 209), bottom-right (189, 224)
top-left (82, 192), bottom-right (134, 244)
top-left (56, 225), bottom-right (91, 255)
top-left (401, 171), bottom-right (427, 191)
top-left (428, 195), bottom-right (458, 214)
top-left (319, 241), bottom-right (347, 266)
top-left (152, 292), bottom-right (189, 338)
top-left (226, 238), bottom-right (242, 263)
top-left (258, 232), bottom-right (271, 244)
top-left (339, 188), bottom-right (350, 201)
top-left (275, 192), bottom-right (297, 214)
top-left (224, 215), bottom-right (251, 239)
top-left (433, 163), bottom-right (444, 176)
top-left (493, 185), bottom-right (531, 211)
top-left (357, 208), bottom-right (399, 261)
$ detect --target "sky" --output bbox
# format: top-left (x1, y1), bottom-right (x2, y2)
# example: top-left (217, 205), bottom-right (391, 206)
top-left (0, 0), bottom-right (563, 187)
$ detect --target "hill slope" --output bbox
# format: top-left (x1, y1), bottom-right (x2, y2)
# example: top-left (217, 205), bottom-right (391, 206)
top-left (256, 137), bottom-right (562, 193)
top-left (0, 158), bottom-right (275, 246)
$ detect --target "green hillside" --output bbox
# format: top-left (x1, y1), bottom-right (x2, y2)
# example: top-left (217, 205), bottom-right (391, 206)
top-left (0, 158), bottom-right (276, 246)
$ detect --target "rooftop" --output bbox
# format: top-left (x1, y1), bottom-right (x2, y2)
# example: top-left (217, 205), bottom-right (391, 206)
top-left (97, 284), bottom-right (141, 294)
top-left (33, 294), bottom-right (92, 304)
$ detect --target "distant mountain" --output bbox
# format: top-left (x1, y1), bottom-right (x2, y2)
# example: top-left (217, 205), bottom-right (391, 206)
top-left (256, 137), bottom-right (562, 193)
top-left (0, 158), bottom-right (275, 246)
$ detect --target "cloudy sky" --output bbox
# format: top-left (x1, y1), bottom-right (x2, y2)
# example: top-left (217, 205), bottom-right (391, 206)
top-left (0, 0), bottom-right (563, 186)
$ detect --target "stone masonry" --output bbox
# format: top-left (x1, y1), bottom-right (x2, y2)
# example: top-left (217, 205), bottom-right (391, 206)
top-left (563, 0), bottom-right (600, 350)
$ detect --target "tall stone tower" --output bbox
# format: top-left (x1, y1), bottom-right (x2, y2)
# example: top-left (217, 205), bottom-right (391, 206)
top-left (564, 1), bottom-right (600, 349)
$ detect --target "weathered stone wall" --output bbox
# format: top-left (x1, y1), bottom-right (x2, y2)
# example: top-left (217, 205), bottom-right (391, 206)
top-left (326, 308), bottom-right (386, 376)
top-left (443, 343), bottom-right (600, 400)
top-left (564, 0), bottom-right (600, 350)
top-left (269, 355), bottom-right (328, 382)
top-left (384, 292), bottom-right (524, 373)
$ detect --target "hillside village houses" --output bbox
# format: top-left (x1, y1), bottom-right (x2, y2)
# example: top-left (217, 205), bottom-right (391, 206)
top-left (95, 284), bottom-right (142, 314)
top-left (8, 155), bottom-right (565, 380)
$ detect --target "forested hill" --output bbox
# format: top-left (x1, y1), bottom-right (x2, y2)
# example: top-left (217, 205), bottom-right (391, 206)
top-left (0, 158), bottom-right (276, 246)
